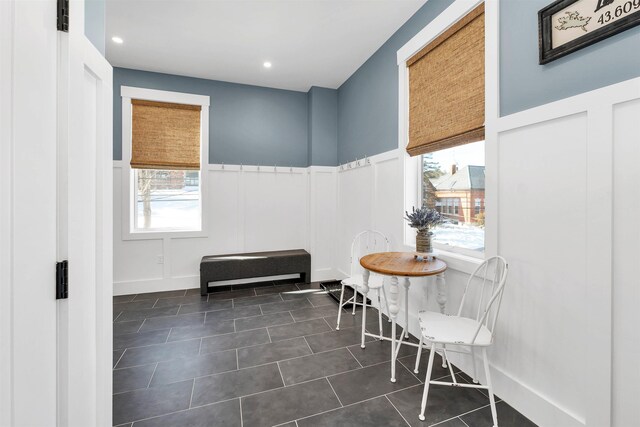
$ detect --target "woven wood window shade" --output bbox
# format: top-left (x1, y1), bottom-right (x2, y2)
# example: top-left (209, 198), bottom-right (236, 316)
top-left (131, 99), bottom-right (201, 170)
top-left (406, 3), bottom-right (484, 157)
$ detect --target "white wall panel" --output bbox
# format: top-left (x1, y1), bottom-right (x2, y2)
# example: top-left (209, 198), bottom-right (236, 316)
top-left (207, 169), bottom-right (242, 253)
top-left (243, 171), bottom-right (308, 252)
top-left (309, 168), bottom-right (337, 280)
top-left (497, 113), bottom-right (589, 421)
top-left (612, 98), bottom-right (640, 427)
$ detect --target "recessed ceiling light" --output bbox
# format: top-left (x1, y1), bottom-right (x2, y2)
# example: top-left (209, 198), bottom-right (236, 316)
top-left (263, 61), bottom-right (272, 68)
top-left (112, 36), bottom-right (124, 44)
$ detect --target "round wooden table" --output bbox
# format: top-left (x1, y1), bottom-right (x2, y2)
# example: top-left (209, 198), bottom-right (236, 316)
top-left (360, 252), bottom-right (447, 382)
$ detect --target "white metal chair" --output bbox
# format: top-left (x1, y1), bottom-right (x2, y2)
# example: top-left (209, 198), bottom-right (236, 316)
top-left (336, 230), bottom-right (391, 338)
top-left (414, 256), bottom-right (508, 427)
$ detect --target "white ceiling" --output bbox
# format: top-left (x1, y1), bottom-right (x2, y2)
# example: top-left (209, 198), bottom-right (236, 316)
top-left (105, 0), bottom-right (427, 92)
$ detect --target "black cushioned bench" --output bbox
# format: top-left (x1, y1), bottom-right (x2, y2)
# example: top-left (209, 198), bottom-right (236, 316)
top-left (200, 249), bottom-right (311, 295)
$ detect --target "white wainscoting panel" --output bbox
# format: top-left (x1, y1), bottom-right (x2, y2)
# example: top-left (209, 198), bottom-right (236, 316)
top-left (114, 164), bottom-right (332, 295)
top-left (497, 113), bottom-right (589, 425)
top-left (611, 98), bottom-right (640, 427)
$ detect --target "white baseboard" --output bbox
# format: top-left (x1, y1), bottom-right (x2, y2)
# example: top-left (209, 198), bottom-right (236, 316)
top-left (114, 270), bottom-right (337, 296)
top-left (114, 276), bottom-right (199, 296)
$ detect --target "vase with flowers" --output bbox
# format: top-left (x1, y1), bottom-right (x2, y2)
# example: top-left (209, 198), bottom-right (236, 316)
top-left (404, 205), bottom-right (443, 254)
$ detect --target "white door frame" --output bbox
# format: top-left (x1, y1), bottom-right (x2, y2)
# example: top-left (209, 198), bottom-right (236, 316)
top-left (57, 0), bottom-right (113, 425)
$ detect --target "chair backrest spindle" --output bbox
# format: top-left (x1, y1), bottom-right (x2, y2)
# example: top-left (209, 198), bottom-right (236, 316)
top-left (456, 256), bottom-right (509, 344)
top-left (349, 230), bottom-right (390, 277)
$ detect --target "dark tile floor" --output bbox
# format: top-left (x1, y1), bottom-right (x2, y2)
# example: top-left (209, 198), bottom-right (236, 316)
top-left (113, 280), bottom-right (536, 427)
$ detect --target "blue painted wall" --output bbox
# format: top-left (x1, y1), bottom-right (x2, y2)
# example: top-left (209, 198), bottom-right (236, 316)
top-left (307, 87), bottom-right (338, 166)
top-left (85, 0), bottom-right (105, 55)
top-left (337, 0), bottom-right (640, 162)
top-left (337, 0), bottom-right (454, 164)
top-left (113, 68), bottom-right (309, 167)
top-left (500, 0), bottom-right (640, 116)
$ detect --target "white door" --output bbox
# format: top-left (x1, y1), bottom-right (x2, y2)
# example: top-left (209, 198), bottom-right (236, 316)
top-left (57, 0), bottom-right (113, 426)
top-left (1, 1), bottom-right (59, 425)
top-left (0, 0), bottom-right (112, 425)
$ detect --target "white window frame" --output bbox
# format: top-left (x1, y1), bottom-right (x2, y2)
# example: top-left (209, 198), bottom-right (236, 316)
top-left (396, 0), bottom-right (498, 267)
top-left (120, 86), bottom-right (210, 240)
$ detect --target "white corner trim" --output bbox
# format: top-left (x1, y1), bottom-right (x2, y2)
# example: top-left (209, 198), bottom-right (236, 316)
top-left (121, 86), bottom-right (210, 106)
top-left (396, 0), bottom-right (484, 64)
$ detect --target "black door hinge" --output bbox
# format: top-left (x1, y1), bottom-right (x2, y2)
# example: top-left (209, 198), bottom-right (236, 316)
top-left (57, 0), bottom-right (69, 32)
top-left (56, 260), bottom-right (68, 299)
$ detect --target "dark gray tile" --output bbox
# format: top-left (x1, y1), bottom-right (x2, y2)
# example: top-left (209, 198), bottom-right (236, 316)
top-left (304, 327), bottom-right (376, 353)
top-left (167, 319), bottom-right (235, 342)
top-left (325, 306), bottom-right (383, 331)
top-left (234, 312), bottom-right (294, 332)
top-left (204, 306), bottom-right (262, 323)
top-left (267, 318), bottom-right (331, 342)
top-left (112, 379), bottom-right (192, 425)
top-left (387, 382), bottom-right (488, 427)
top-left (280, 290), bottom-right (322, 302)
top-left (114, 294), bottom-right (136, 303)
top-left (138, 313), bottom-right (205, 332)
top-left (113, 363), bottom-right (156, 393)
top-left (398, 352), bottom-right (460, 383)
top-left (114, 300), bottom-right (157, 313)
top-left (278, 347), bottom-right (361, 385)
top-left (289, 304), bottom-right (341, 322)
top-left (208, 288), bottom-right (256, 301)
top-left (133, 290), bottom-right (186, 301)
top-left (297, 396), bottom-right (408, 427)
top-left (259, 298), bottom-right (312, 315)
top-left (114, 423), bottom-right (133, 427)
top-left (191, 363), bottom-right (283, 407)
top-left (114, 320), bottom-right (144, 336)
top-left (132, 399), bottom-right (242, 427)
top-left (177, 299), bottom-right (233, 315)
top-left (153, 294), bottom-right (209, 308)
top-left (150, 349), bottom-right (237, 386)
top-left (232, 294), bottom-right (283, 307)
top-left (114, 329), bottom-right (170, 351)
top-left (328, 361), bottom-right (420, 406)
top-left (115, 339), bottom-right (201, 369)
top-left (306, 293), bottom-right (335, 307)
top-left (347, 339), bottom-right (418, 367)
top-left (237, 337), bottom-right (312, 368)
top-left (460, 401), bottom-right (537, 427)
top-left (201, 329), bottom-right (270, 354)
top-left (114, 349), bottom-right (124, 368)
top-left (255, 283), bottom-right (299, 295)
top-left (115, 306), bottom-right (179, 322)
top-left (241, 378), bottom-right (340, 427)
top-left (185, 287), bottom-right (207, 296)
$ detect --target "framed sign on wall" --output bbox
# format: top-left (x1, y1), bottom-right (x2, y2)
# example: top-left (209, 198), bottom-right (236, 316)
top-left (539, 0), bottom-right (640, 64)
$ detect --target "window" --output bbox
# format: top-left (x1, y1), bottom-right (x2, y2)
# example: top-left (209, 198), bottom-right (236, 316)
top-left (134, 169), bottom-right (201, 230)
top-left (421, 140), bottom-right (485, 253)
top-left (121, 86), bottom-right (210, 238)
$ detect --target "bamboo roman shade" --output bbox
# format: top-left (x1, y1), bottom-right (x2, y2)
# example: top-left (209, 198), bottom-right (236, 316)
top-left (406, 3), bottom-right (485, 157)
top-left (130, 99), bottom-right (201, 170)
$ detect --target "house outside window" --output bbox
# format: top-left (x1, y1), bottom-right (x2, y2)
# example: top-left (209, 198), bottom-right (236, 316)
top-left (421, 140), bottom-right (485, 252)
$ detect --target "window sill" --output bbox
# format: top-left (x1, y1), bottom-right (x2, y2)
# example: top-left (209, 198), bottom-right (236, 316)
top-left (402, 244), bottom-right (483, 275)
top-left (123, 229), bottom-right (207, 241)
